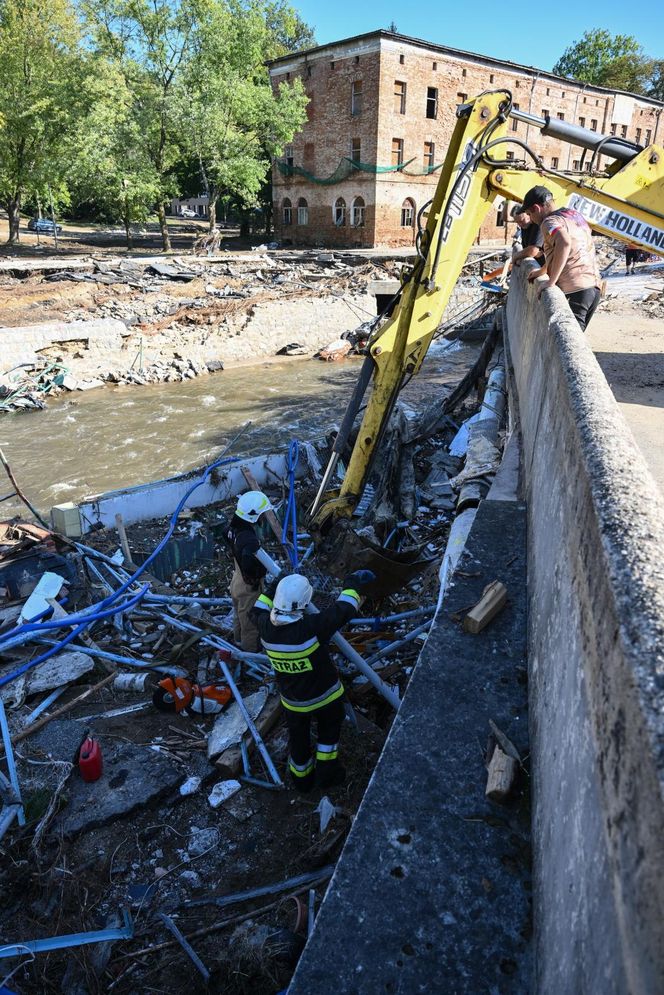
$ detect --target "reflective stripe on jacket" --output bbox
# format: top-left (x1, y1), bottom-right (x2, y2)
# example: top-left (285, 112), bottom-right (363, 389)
top-left (251, 589), bottom-right (360, 712)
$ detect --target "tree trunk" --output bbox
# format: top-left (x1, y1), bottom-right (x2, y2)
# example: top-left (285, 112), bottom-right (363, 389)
top-left (208, 195), bottom-right (217, 232)
top-left (157, 202), bottom-right (171, 252)
top-left (6, 196), bottom-right (21, 243)
top-left (123, 199), bottom-right (134, 250)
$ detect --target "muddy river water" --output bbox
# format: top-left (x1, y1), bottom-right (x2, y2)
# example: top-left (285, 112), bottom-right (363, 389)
top-left (2, 342), bottom-right (476, 517)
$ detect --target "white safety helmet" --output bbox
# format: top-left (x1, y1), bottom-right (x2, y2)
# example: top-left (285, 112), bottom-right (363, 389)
top-left (236, 490), bottom-right (273, 524)
top-left (273, 574), bottom-right (313, 615)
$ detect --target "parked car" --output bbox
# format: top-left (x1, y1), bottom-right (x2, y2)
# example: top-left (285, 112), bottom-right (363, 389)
top-left (27, 217), bottom-right (62, 234)
top-left (179, 207), bottom-right (198, 219)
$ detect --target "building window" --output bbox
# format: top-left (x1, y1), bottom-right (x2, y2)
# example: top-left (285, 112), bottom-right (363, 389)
top-left (399, 53), bottom-right (404, 65)
top-left (351, 137), bottom-right (361, 161)
top-left (621, 124), bottom-right (628, 138)
top-left (579, 116), bottom-right (586, 128)
top-left (424, 141), bottom-right (435, 169)
top-left (572, 160), bottom-right (580, 170)
top-left (551, 156), bottom-right (559, 169)
top-left (330, 61), bottom-right (335, 70)
top-left (561, 90), bottom-right (565, 97)
top-left (391, 137), bottom-right (404, 166)
top-left (646, 129), bottom-right (652, 144)
top-left (512, 102), bottom-right (519, 131)
top-left (351, 80), bottom-right (362, 116)
top-left (394, 80), bottom-right (407, 114)
top-left (354, 55), bottom-right (360, 64)
top-left (351, 196), bottom-right (365, 227)
top-left (306, 65), bottom-right (312, 78)
top-left (557, 112), bottom-right (565, 120)
top-left (426, 87), bottom-right (438, 119)
top-left (590, 119), bottom-right (597, 131)
top-left (285, 145), bottom-right (294, 168)
top-left (596, 99), bottom-right (600, 106)
top-left (582, 96), bottom-right (586, 103)
top-left (546, 87), bottom-right (550, 95)
top-left (432, 61), bottom-right (438, 70)
top-left (401, 198), bottom-right (415, 227)
top-left (610, 123), bottom-right (617, 136)
top-left (636, 128), bottom-right (642, 143)
top-left (282, 198), bottom-right (292, 226)
top-left (297, 198), bottom-right (308, 225)
top-left (506, 151), bottom-right (514, 160)
top-left (585, 162), bottom-right (592, 172)
top-left (515, 80), bottom-right (520, 87)
top-left (334, 197), bottom-right (346, 226)
top-left (462, 67), bottom-right (467, 77)
top-left (541, 108), bottom-right (549, 118)
top-left (458, 92), bottom-right (468, 103)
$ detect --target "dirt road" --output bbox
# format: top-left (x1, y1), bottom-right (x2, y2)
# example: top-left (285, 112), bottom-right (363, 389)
top-left (588, 309), bottom-right (664, 495)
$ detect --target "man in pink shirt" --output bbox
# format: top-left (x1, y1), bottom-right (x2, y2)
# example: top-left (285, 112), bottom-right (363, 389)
top-left (521, 185), bottom-right (602, 331)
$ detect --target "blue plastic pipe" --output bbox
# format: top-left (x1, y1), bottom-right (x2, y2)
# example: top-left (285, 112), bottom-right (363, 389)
top-left (281, 440), bottom-right (299, 568)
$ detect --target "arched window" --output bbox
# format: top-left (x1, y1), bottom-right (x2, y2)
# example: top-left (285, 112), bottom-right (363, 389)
top-left (282, 198), bottom-right (292, 226)
top-left (401, 197), bottom-right (415, 228)
top-left (334, 197), bottom-right (346, 226)
top-left (351, 196), bottom-right (365, 228)
top-left (297, 197), bottom-right (308, 225)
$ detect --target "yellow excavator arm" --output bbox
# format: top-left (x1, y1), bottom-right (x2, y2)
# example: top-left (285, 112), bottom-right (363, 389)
top-left (309, 90), bottom-right (664, 531)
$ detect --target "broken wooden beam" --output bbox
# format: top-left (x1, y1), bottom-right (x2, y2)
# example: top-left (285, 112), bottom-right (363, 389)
top-left (463, 581), bottom-right (507, 634)
top-left (485, 745), bottom-right (518, 803)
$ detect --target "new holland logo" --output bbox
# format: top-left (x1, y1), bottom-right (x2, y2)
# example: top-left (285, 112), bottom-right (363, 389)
top-left (568, 193), bottom-right (664, 250)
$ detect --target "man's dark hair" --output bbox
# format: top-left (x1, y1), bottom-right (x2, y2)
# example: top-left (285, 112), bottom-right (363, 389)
top-left (521, 185), bottom-right (554, 210)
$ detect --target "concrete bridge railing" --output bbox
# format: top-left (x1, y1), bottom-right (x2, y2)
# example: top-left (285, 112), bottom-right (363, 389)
top-left (507, 264), bottom-right (664, 994)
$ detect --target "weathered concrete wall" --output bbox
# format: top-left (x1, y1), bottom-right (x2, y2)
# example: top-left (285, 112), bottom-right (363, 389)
top-left (507, 265), bottom-right (664, 994)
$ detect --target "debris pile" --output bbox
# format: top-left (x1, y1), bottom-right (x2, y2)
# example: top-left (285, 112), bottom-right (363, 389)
top-left (0, 300), bottom-right (509, 992)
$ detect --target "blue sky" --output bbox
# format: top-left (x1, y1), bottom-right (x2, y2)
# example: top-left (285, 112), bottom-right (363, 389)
top-left (292, 1), bottom-right (664, 72)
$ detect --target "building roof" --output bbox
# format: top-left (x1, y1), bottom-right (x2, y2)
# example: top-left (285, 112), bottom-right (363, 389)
top-left (267, 29), bottom-right (664, 108)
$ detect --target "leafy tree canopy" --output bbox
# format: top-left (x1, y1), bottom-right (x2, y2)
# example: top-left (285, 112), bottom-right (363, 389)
top-left (553, 29), bottom-right (662, 98)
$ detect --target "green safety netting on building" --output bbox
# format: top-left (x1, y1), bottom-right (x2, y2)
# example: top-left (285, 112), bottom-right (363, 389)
top-left (276, 157), bottom-right (444, 184)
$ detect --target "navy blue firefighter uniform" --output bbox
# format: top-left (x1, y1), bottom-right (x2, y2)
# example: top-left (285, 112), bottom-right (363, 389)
top-left (251, 582), bottom-right (362, 791)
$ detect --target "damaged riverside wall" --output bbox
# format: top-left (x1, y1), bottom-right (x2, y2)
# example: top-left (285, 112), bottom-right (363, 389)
top-left (507, 265), bottom-right (664, 994)
top-left (0, 293), bottom-right (373, 380)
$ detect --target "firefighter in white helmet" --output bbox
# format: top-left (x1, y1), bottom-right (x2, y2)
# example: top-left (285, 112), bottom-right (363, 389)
top-left (251, 569), bottom-right (374, 792)
top-left (226, 490), bottom-right (273, 652)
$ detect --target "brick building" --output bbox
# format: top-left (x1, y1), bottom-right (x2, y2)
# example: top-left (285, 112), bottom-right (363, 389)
top-left (267, 30), bottom-right (663, 247)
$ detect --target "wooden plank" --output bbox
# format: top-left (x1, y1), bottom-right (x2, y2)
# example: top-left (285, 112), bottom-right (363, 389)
top-left (485, 745), bottom-right (518, 803)
top-left (463, 581), bottom-right (507, 634)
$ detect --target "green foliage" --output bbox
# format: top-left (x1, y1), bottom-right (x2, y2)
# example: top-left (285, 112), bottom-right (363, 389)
top-left (0, 0), bottom-right (315, 242)
top-left (175, 0), bottom-right (309, 223)
top-left (0, 0), bottom-right (86, 239)
top-left (553, 29), bottom-right (660, 96)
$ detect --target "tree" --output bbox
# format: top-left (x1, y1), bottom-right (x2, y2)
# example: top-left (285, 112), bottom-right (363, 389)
top-left (84, 0), bottom-right (202, 251)
top-left (649, 60), bottom-right (664, 101)
top-left (71, 57), bottom-right (160, 248)
top-left (552, 29), bottom-right (662, 96)
top-left (0, 0), bottom-right (85, 242)
top-left (178, 0), bottom-right (309, 232)
top-left (553, 30), bottom-right (644, 83)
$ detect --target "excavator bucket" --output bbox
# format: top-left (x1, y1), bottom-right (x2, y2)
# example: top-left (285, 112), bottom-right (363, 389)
top-left (313, 520), bottom-right (435, 599)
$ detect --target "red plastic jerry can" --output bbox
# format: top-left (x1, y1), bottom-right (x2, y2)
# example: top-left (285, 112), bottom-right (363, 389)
top-left (79, 736), bottom-right (103, 782)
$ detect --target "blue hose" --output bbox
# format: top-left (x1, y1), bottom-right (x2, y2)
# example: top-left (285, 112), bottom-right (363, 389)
top-left (0, 452), bottom-right (241, 686)
top-left (0, 586), bottom-right (149, 688)
top-left (281, 440), bottom-right (299, 568)
top-left (0, 454), bottom-right (240, 649)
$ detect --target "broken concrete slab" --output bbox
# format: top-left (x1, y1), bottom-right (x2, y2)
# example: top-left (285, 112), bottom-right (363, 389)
top-left (208, 779), bottom-right (241, 809)
top-left (54, 740), bottom-right (183, 836)
top-left (207, 688), bottom-right (268, 761)
top-left (26, 651), bottom-right (94, 694)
